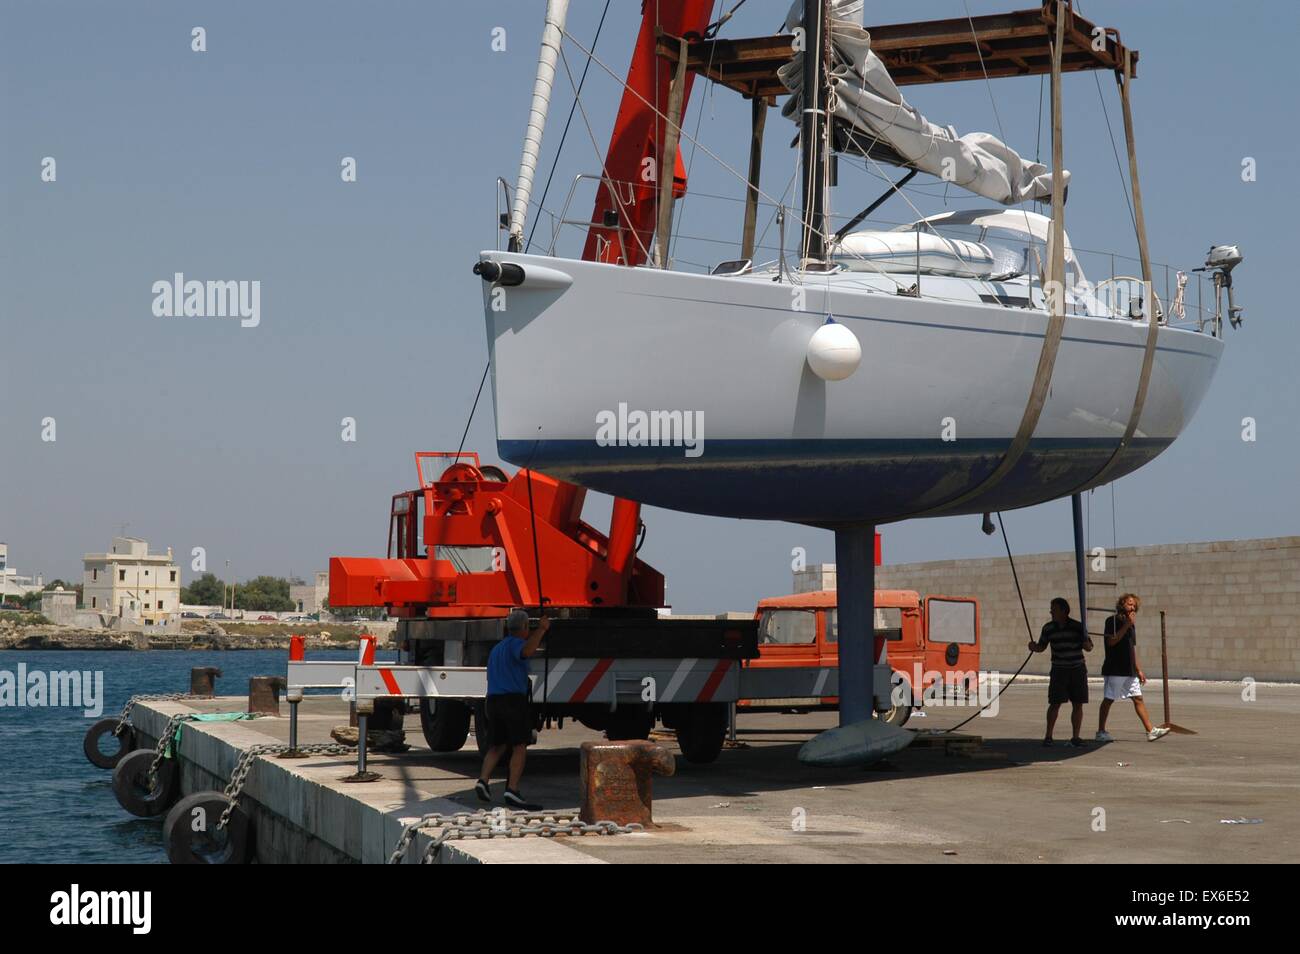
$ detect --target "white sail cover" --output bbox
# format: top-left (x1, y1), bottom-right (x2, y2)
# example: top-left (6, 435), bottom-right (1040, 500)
top-left (780, 0), bottom-right (1067, 205)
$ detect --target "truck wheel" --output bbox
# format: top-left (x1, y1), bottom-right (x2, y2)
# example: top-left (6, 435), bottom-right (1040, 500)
top-left (879, 675), bottom-right (913, 727)
top-left (605, 709), bottom-right (654, 741)
top-left (419, 699), bottom-right (471, 752)
top-left (675, 704), bottom-right (726, 764)
top-left (880, 700), bottom-right (912, 727)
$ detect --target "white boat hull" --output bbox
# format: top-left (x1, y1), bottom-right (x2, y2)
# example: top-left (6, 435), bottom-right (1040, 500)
top-left (479, 252), bottom-right (1223, 526)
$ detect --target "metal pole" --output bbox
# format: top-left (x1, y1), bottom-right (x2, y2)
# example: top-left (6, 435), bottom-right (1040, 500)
top-left (834, 525), bottom-right (875, 726)
top-left (1157, 610), bottom-right (1195, 734)
top-left (1072, 493), bottom-right (1088, 638)
top-left (1160, 610), bottom-right (1171, 724)
top-left (799, 0), bottom-right (827, 264)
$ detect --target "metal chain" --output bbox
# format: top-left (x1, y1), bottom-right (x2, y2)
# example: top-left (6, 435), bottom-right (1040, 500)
top-left (115, 692), bottom-right (194, 735)
top-left (145, 712), bottom-right (198, 784)
top-left (387, 808), bottom-right (643, 864)
top-left (216, 742), bottom-right (351, 831)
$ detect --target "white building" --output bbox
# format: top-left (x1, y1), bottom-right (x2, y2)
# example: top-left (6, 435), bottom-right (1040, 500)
top-left (0, 542), bottom-right (44, 601)
top-left (290, 570), bottom-right (329, 615)
top-left (83, 537), bottom-right (181, 624)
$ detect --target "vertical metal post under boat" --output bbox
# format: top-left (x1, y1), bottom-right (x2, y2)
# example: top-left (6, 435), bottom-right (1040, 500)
top-left (1071, 493), bottom-right (1089, 640)
top-left (834, 525), bottom-right (876, 726)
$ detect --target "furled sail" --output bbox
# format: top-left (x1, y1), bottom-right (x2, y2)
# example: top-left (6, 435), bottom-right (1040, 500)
top-left (780, 0), bottom-right (1067, 205)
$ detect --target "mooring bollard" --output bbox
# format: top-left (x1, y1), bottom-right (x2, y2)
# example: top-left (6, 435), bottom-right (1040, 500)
top-left (579, 740), bottom-right (675, 827)
top-left (343, 699), bottom-right (382, 783)
top-left (277, 687), bottom-right (307, 759)
top-left (190, 666), bottom-right (222, 697)
top-left (248, 676), bottom-right (287, 716)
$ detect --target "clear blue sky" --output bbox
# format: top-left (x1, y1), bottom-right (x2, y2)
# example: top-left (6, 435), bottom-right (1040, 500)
top-left (2, 1), bottom-right (1295, 612)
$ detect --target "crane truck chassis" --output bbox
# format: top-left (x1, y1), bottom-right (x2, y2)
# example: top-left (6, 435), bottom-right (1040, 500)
top-left (317, 453), bottom-right (892, 765)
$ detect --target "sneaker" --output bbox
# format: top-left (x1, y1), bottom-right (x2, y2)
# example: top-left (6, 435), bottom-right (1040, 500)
top-left (1147, 726), bottom-right (1171, 741)
top-left (474, 778), bottom-right (491, 803)
top-left (1069, 737), bottom-right (1087, 748)
top-left (1041, 738), bottom-right (1055, 747)
top-left (1095, 731), bottom-right (1115, 743)
top-left (503, 788), bottom-right (542, 811)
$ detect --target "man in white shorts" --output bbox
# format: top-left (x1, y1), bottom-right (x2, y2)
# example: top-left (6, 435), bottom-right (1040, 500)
top-left (1096, 593), bottom-right (1169, 742)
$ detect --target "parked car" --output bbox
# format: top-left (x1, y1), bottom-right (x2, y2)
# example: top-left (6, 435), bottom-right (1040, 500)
top-left (207, 612), bottom-right (231, 620)
top-left (181, 612), bottom-right (202, 619)
top-left (284, 614), bottom-right (313, 622)
top-left (257, 615), bottom-right (277, 621)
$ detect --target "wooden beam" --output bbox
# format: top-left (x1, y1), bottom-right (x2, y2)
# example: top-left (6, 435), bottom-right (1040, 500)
top-left (741, 98), bottom-right (767, 262)
top-left (653, 2), bottom-right (1139, 96)
top-left (656, 36), bottom-right (688, 269)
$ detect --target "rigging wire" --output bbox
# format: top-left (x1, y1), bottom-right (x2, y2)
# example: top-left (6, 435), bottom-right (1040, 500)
top-left (556, 43), bottom-right (654, 265)
top-left (557, 25), bottom-right (827, 257)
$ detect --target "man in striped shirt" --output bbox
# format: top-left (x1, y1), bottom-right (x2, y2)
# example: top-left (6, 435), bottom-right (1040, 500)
top-left (1028, 597), bottom-right (1094, 747)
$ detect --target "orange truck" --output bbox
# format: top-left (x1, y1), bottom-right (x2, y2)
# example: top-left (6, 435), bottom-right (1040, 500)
top-left (745, 589), bottom-right (981, 726)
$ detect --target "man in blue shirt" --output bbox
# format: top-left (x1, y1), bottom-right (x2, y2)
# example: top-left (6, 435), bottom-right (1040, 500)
top-left (476, 608), bottom-right (550, 809)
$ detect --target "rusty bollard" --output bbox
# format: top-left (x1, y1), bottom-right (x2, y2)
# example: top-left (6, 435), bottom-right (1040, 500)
top-left (190, 666), bottom-right (222, 697)
top-left (579, 740), bottom-right (675, 827)
top-left (248, 676), bottom-right (287, 716)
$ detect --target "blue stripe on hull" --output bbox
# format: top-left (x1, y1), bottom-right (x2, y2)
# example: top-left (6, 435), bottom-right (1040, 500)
top-left (498, 438), bottom-right (1173, 525)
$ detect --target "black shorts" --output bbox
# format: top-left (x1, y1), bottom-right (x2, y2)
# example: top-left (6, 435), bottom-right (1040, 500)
top-left (1048, 666), bottom-right (1088, 705)
top-left (485, 693), bottom-right (533, 747)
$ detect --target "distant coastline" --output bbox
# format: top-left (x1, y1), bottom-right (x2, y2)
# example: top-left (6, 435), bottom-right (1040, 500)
top-left (0, 619), bottom-right (382, 652)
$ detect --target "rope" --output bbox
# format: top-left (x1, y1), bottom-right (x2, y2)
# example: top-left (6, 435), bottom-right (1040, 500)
top-left (454, 362), bottom-right (490, 463)
top-left (939, 512), bottom-right (1034, 732)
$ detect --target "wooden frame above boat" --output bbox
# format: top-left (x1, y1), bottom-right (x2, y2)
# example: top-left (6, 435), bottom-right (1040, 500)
top-left (654, 1), bottom-right (1138, 102)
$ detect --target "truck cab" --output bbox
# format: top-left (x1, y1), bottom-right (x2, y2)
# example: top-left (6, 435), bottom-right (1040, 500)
top-left (747, 589), bottom-right (980, 725)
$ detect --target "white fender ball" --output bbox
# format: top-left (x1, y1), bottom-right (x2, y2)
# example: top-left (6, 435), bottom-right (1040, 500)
top-left (806, 319), bottom-right (861, 381)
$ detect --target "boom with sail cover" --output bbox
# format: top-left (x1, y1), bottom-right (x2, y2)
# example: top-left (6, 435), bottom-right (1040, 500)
top-left (780, 0), bottom-right (1066, 205)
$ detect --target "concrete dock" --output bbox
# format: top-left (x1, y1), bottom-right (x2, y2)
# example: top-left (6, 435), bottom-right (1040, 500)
top-left (131, 678), bottom-right (1300, 863)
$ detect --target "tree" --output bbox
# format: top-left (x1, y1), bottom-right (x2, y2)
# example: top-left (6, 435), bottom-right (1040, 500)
top-left (181, 572), bottom-right (226, 606)
top-left (233, 576), bottom-right (295, 613)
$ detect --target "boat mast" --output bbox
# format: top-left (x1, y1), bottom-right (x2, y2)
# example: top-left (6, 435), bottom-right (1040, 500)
top-left (507, 0), bottom-right (570, 253)
top-left (799, 0), bottom-right (829, 264)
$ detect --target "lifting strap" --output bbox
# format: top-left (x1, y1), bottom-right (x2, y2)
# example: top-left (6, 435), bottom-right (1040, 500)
top-left (913, 2), bottom-right (1069, 518)
top-left (1074, 48), bottom-right (1158, 492)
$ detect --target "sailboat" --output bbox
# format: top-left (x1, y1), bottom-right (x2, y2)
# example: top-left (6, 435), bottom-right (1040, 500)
top-left (474, 0), bottom-right (1246, 731)
top-left (475, 0), bottom-right (1243, 529)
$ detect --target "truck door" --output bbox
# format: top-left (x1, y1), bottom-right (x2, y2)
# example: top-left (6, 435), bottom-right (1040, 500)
top-left (924, 596), bottom-right (980, 696)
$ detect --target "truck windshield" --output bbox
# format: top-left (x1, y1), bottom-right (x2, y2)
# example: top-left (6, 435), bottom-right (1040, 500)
top-left (758, 609), bottom-right (816, 645)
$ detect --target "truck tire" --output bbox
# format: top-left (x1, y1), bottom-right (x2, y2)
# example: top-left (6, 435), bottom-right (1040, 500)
top-left (879, 675), bottom-right (913, 727)
top-left (880, 699), bottom-right (912, 727)
top-left (605, 709), bottom-right (654, 741)
top-left (675, 704), bottom-right (727, 764)
top-left (419, 699), bottom-right (471, 752)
